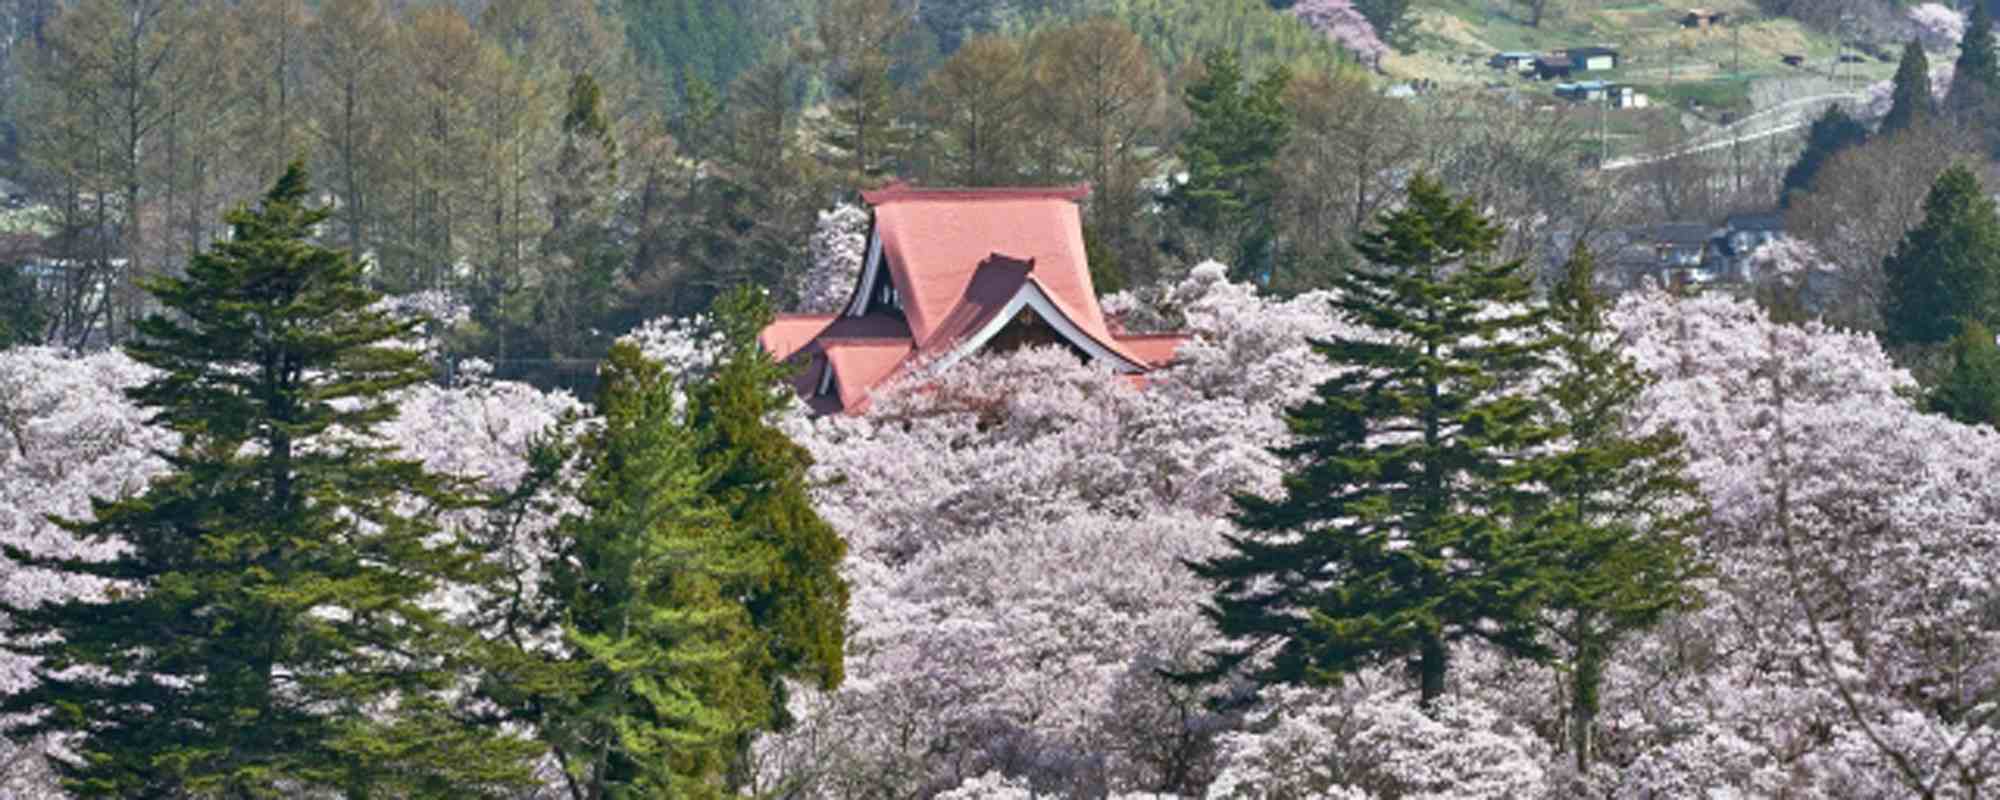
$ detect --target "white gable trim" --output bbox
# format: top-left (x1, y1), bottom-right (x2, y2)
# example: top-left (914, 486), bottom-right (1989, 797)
top-left (843, 229), bottom-right (886, 317)
top-left (817, 355), bottom-right (836, 396)
top-left (928, 280), bottom-right (1146, 375)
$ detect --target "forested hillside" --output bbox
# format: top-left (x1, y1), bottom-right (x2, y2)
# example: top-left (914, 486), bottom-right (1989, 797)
top-left (5, 0), bottom-right (2000, 797)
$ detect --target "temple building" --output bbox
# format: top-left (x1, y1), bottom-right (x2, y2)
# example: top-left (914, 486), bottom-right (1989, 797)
top-left (760, 183), bottom-right (1190, 414)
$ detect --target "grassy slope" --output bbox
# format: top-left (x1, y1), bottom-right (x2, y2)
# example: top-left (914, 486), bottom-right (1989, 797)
top-left (1382, 0), bottom-right (1898, 120)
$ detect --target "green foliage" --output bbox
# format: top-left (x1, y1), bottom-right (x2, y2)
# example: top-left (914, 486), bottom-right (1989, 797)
top-left (1881, 40), bottom-right (1933, 136)
top-left (1883, 165), bottom-right (2000, 349)
top-left (1951, 0), bottom-right (1998, 116)
top-left (1190, 176), bottom-right (1557, 710)
top-left (686, 287), bottom-right (850, 709)
top-left (527, 288), bottom-right (848, 795)
top-left (1171, 49), bottom-right (1290, 281)
top-left (0, 163), bottom-right (542, 797)
top-left (1531, 248), bottom-right (1706, 770)
top-left (0, 262), bottom-right (41, 345)
top-left (1779, 104), bottom-right (1868, 208)
top-left (1928, 320), bottom-right (2000, 428)
top-left (540, 341), bottom-right (770, 797)
top-left (1354, 0), bottom-right (1415, 52)
top-left (623, 0), bottom-right (764, 109)
top-left (1084, 222), bottom-right (1129, 295)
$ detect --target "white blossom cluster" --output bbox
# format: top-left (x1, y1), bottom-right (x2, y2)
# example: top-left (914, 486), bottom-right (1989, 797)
top-left (8, 266), bottom-right (2000, 796)
top-left (795, 203), bottom-right (871, 314)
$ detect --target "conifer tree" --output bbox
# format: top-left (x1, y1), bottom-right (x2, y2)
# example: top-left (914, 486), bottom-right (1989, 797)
top-left (1531, 248), bottom-right (1706, 771)
top-left (1928, 320), bottom-right (2000, 427)
top-left (537, 340), bottom-right (771, 797)
top-left (1171, 49), bottom-right (1290, 281)
top-left (513, 289), bottom-right (847, 795)
top-left (1190, 176), bottom-right (1556, 710)
top-left (686, 288), bottom-right (850, 726)
top-left (1881, 39), bottom-right (1934, 135)
top-left (1883, 165), bottom-right (2000, 349)
top-left (0, 162), bottom-right (541, 796)
top-left (1950, 0), bottom-right (1998, 115)
top-left (1779, 105), bottom-right (1868, 207)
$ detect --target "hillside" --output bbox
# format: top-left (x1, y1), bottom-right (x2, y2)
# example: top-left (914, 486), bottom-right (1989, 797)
top-left (1384, 0), bottom-right (1900, 119)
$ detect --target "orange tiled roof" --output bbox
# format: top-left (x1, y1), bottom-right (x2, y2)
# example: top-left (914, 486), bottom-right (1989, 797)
top-left (766, 183), bottom-right (1190, 413)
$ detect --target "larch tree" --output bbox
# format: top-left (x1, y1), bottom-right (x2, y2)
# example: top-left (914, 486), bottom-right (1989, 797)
top-left (1190, 175), bottom-right (1557, 710)
top-left (814, 0), bottom-right (915, 185)
top-left (1881, 39), bottom-right (1934, 136)
top-left (1882, 164), bottom-right (2000, 351)
top-left (0, 163), bottom-right (542, 797)
top-left (1529, 248), bottom-right (1706, 771)
top-left (918, 34), bottom-right (1031, 187)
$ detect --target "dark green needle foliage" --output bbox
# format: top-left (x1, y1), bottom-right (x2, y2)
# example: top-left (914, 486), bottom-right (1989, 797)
top-left (1880, 40), bottom-right (1934, 136)
top-left (1927, 321), bottom-right (2000, 428)
top-left (522, 288), bottom-right (847, 797)
top-left (1171, 49), bottom-right (1290, 280)
top-left (1530, 248), bottom-right (1706, 771)
top-left (1883, 165), bottom-right (2000, 350)
top-left (1190, 175), bottom-right (1558, 710)
top-left (538, 341), bottom-right (770, 799)
top-left (0, 162), bottom-right (541, 797)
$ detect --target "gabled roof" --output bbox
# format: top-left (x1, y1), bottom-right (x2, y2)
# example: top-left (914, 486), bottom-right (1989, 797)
top-left (764, 183), bottom-right (1191, 414)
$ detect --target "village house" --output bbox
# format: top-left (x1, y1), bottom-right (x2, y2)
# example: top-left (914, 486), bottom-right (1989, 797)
top-left (1489, 51), bottom-right (1538, 73)
top-left (1680, 8), bottom-right (1727, 29)
top-left (1568, 46), bottom-right (1621, 71)
top-left (760, 183), bottom-right (1189, 415)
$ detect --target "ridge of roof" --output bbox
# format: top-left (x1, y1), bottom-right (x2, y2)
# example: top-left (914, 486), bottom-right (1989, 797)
top-left (861, 182), bottom-right (1092, 206)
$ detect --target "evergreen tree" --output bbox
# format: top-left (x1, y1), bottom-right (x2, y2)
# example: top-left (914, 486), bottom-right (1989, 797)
top-left (0, 262), bottom-right (42, 345)
top-left (1354, 0), bottom-right (1415, 52)
top-left (538, 340), bottom-right (771, 797)
top-left (518, 288), bottom-right (847, 795)
top-left (1190, 176), bottom-right (1556, 710)
top-left (1531, 248), bottom-right (1706, 771)
top-left (0, 163), bottom-right (541, 796)
top-left (1950, 0), bottom-right (1997, 116)
top-left (686, 287), bottom-right (849, 726)
top-left (1779, 104), bottom-right (1868, 207)
top-left (1883, 165), bottom-right (2000, 349)
top-left (1927, 320), bottom-right (2000, 428)
top-left (1881, 39), bottom-right (1934, 136)
top-left (815, 0), bottom-right (917, 185)
top-left (1171, 49), bottom-right (1290, 281)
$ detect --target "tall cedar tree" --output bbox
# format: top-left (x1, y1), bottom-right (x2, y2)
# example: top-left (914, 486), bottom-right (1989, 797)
top-left (1881, 40), bottom-right (1933, 136)
top-left (815, 0), bottom-right (916, 185)
top-left (539, 341), bottom-right (771, 798)
top-left (0, 163), bottom-right (541, 797)
top-left (1172, 49), bottom-right (1290, 282)
top-left (505, 288), bottom-right (847, 797)
top-left (686, 287), bottom-right (849, 726)
top-left (1950, 0), bottom-right (1998, 116)
top-left (1191, 176), bottom-right (1556, 710)
top-left (1929, 321), bottom-right (2000, 427)
top-left (1883, 165), bottom-right (2000, 349)
top-left (1779, 105), bottom-right (1868, 207)
top-left (1532, 248), bottom-right (1706, 771)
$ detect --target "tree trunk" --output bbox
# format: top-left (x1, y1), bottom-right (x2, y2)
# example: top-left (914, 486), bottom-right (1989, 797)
top-left (1419, 633), bottom-right (1447, 710)
top-left (1570, 623), bottom-right (1605, 772)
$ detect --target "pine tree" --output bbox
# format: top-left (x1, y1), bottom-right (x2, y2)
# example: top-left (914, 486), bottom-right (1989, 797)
top-left (1531, 248), bottom-right (1706, 771)
top-left (1881, 39), bottom-right (1934, 136)
top-left (1883, 165), bottom-right (2000, 349)
top-left (538, 340), bottom-right (771, 798)
top-left (0, 163), bottom-right (541, 797)
top-left (1950, 0), bottom-right (1997, 116)
top-left (1928, 321), bottom-right (2000, 427)
top-left (815, 0), bottom-right (916, 185)
top-left (1171, 49), bottom-right (1290, 281)
top-left (1779, 105), bottom-right (1868, 207)
top-left (1190, 176), bottom-right (1556, 710)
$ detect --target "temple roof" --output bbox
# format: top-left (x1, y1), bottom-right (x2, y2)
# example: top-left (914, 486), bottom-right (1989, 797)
top-left (764, 183), bottom-right (1191, 414)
